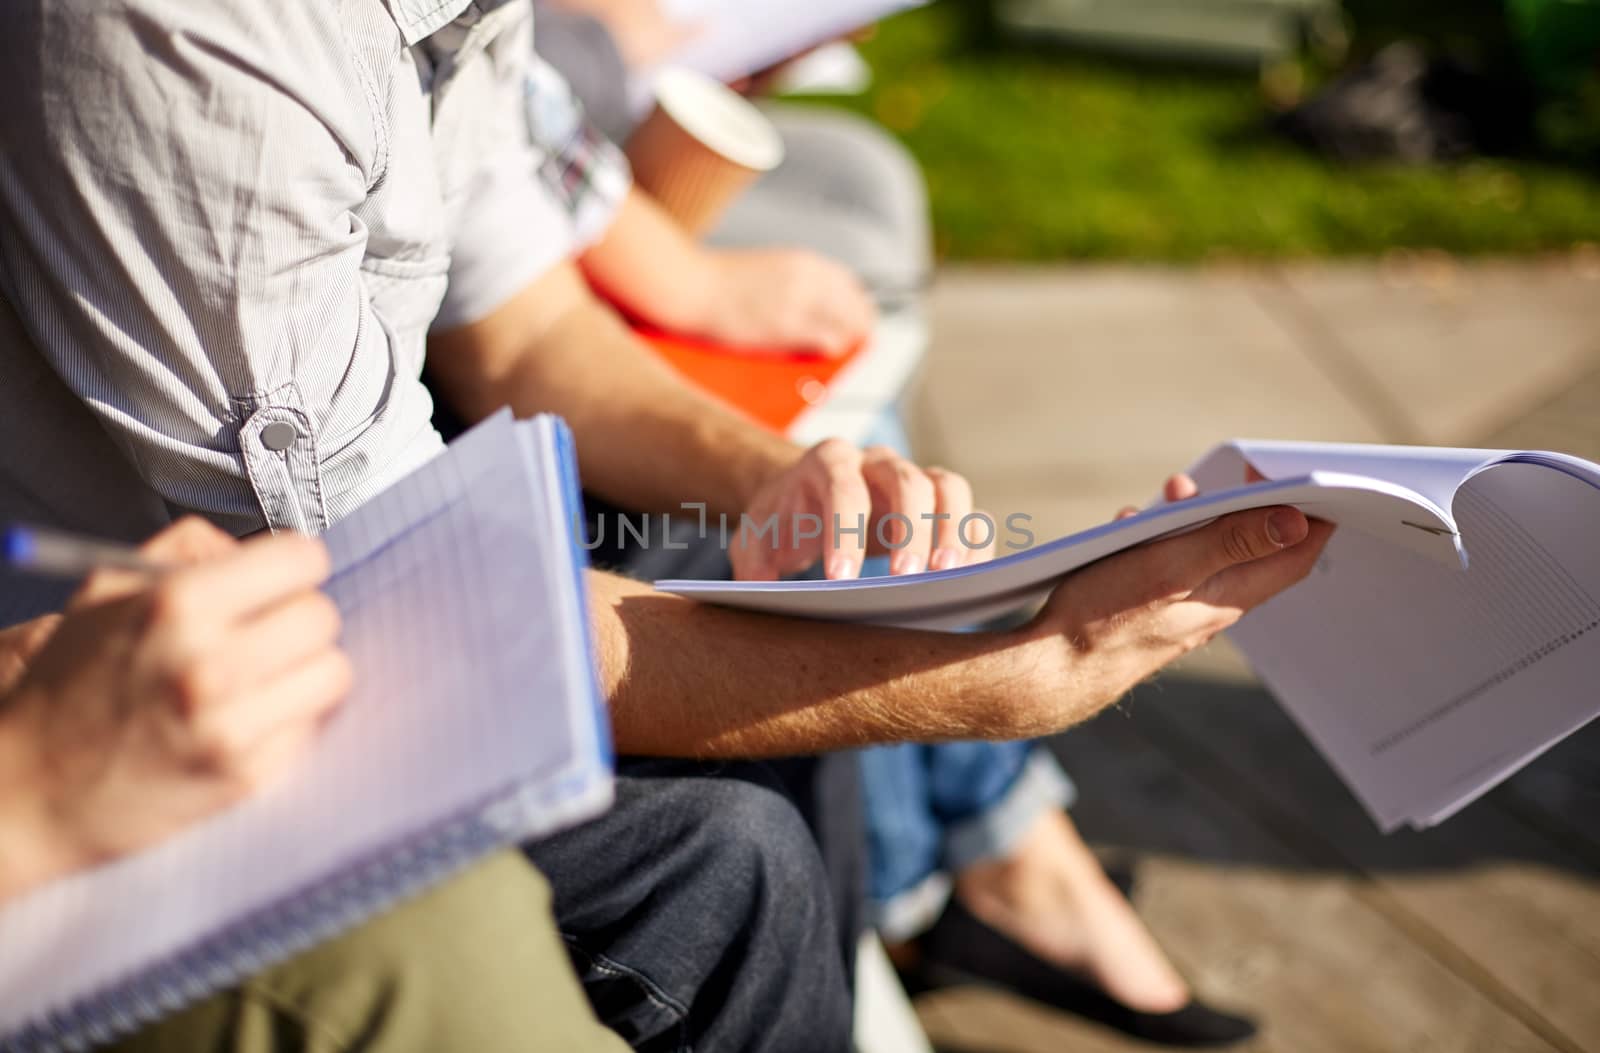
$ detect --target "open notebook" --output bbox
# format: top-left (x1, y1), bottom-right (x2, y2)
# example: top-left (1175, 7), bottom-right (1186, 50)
top-left (659, 441), bottom-right (1600, 831)
top-left (0, 412), bottom-right (611, 1051)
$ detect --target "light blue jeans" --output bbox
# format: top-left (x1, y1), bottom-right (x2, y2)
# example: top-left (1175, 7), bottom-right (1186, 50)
top-left (849, 411), bottom-right (1077, 940)
top-left (860, 743), bottom-right (1076, 941)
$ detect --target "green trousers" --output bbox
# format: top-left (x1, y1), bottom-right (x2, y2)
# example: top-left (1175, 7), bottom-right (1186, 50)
top-left (109, 852), bottom-right (629, 1053)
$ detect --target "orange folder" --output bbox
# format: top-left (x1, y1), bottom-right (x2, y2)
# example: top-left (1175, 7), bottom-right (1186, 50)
top-left (635, 326), bottom-right (866, 435)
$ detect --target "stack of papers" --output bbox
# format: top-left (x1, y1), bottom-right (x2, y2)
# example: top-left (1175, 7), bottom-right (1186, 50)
top-left (0, 412), bottom-right (610, 1051)
top-left (630, 0), bottom-right (928, 113)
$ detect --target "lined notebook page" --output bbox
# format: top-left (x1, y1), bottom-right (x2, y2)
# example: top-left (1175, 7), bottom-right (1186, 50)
top-left (1231, 460), bottom-right (1600, 829)
top-left (0, 413), bottom-right (609, 1042)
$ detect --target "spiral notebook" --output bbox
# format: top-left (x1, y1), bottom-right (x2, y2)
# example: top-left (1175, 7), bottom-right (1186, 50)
top-left (0, 411), bottom-right (612, 1052)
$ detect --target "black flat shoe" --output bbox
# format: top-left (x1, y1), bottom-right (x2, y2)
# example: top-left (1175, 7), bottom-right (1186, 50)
top-left (907, 898), bottom-right (1258, 1048)
top-left (1104, 859), bottom-right (1138, 901)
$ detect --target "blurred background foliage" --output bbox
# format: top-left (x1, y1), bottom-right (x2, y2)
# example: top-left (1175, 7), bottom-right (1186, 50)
top-left (801, 0), bottom-right (1600, 260)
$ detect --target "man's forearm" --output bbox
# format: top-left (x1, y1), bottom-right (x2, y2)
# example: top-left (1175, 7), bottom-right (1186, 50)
top-left (588, 495), bottom-right (1335, 760)
top-left (590, 569), bottom-right (1070, 758)
top-left (429, 264), bottom-right (795, 517)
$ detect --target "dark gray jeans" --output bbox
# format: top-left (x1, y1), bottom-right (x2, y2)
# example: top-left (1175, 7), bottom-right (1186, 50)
top-left (525, 497), bottom-right (865, 1053)
top-left (421, 395), bottom-right (868, 1053)
top-left (525, 757), bottom-right (861, 1053)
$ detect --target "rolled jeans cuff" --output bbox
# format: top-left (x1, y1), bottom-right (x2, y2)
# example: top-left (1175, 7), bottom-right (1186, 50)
top-left (872, 749), bottom-right (1077, 943)
top-left (874, 871), bottom-right (953, 945)
top-left (942, 748), bottom-right (1077, 875)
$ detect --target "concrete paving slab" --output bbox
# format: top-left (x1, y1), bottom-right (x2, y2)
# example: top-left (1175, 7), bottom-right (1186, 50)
top-left (1268, 256), bottom-right (1600, 446)
top-left (909, 267), bottom-right (1387, 516)
top-left (904, 257), bottom-right (1600, 1053)
top-left (1482, 361), bottom-right (1600, 460)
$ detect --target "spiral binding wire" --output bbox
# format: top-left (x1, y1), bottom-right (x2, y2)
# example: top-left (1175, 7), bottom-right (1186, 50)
top-left (5, 790), bottom-right (533, 1053)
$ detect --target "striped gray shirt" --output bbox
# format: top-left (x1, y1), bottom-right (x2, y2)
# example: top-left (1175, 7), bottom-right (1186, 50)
top-left (0, 0), bottom-right (573, 618)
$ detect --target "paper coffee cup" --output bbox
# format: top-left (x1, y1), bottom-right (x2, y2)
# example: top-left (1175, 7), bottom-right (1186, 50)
top-left (625, 68), bottom-right (786, 236)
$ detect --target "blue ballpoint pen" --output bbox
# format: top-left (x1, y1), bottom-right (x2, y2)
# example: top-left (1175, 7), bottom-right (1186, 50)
top-left (1, 524), bottom-right (165, 580)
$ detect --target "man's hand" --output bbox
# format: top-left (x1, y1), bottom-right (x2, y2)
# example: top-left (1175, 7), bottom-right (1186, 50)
top-left (1011, 489), bottom-right (1332, 736)
top-left (732, 441), bottom-right (987, 581)
top-left (696, 248), bottom-right (876, 358)
top-left (0, 518), bottom-right (351, 898)
top-left (578, 190), bottom-right (874, 358)
top-left (593, 490), bottom-right (1327, 757)
top-left (0, 614), bottom-right (63, 698)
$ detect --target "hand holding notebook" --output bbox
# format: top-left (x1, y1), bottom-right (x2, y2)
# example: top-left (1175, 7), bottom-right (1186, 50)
top-left (660, 441), bottom-right (1600, 831)
top-left (0, 412), bottom-right (611, 1052)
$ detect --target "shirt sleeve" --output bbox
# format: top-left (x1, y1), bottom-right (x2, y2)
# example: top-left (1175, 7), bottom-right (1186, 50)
top-left (524, 50), bottom-right (634, 248)
top-left (0, 1), bottom-right (410, 535)
top-left (434, 22), bottom-right (631, 329)
top-left (432, 11), bottom-right (592, 330)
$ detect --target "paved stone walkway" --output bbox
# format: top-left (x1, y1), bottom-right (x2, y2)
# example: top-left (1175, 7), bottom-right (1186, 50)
top-left (904, 254), bottom-right (1600, 1053)
top-left (911, 253), bottom-right (1600, 543)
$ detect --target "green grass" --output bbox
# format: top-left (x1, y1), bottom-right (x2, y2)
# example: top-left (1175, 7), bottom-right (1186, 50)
top-left (801, 1), bottom-right (1600, 261)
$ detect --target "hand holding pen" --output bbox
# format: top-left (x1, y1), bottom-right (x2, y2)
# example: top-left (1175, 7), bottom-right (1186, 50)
top-left (0, 518), bottom-right (350, 899)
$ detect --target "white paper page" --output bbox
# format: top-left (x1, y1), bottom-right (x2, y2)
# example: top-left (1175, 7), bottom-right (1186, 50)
top-left (771, 42), bottom-right (874, 95)
top-left (1229, 461), bottom-right (1600, 831)
top-left (1509, 450), bottom-right (1600, 489)
top-left (634, 0), bottom-right (925, 111)
top-left (517, 416), bottom-right (611, 779)
top-left (1189, 440), bottom-right (1504, 521)
top-left (0, 414), bottom-right (609, 1035)
top-left (1406, 726), bottom-right (1593, 829)
top-left (659, 472), bottom-right (1457, 628)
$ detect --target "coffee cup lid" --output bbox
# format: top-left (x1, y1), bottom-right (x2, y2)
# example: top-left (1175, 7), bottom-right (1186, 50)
top-left (652, 67), bottom-right (786, 172)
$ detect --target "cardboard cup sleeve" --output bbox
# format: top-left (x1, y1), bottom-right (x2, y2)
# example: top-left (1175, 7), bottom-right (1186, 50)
top-left (625, 69), bottom-right (786, 235)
